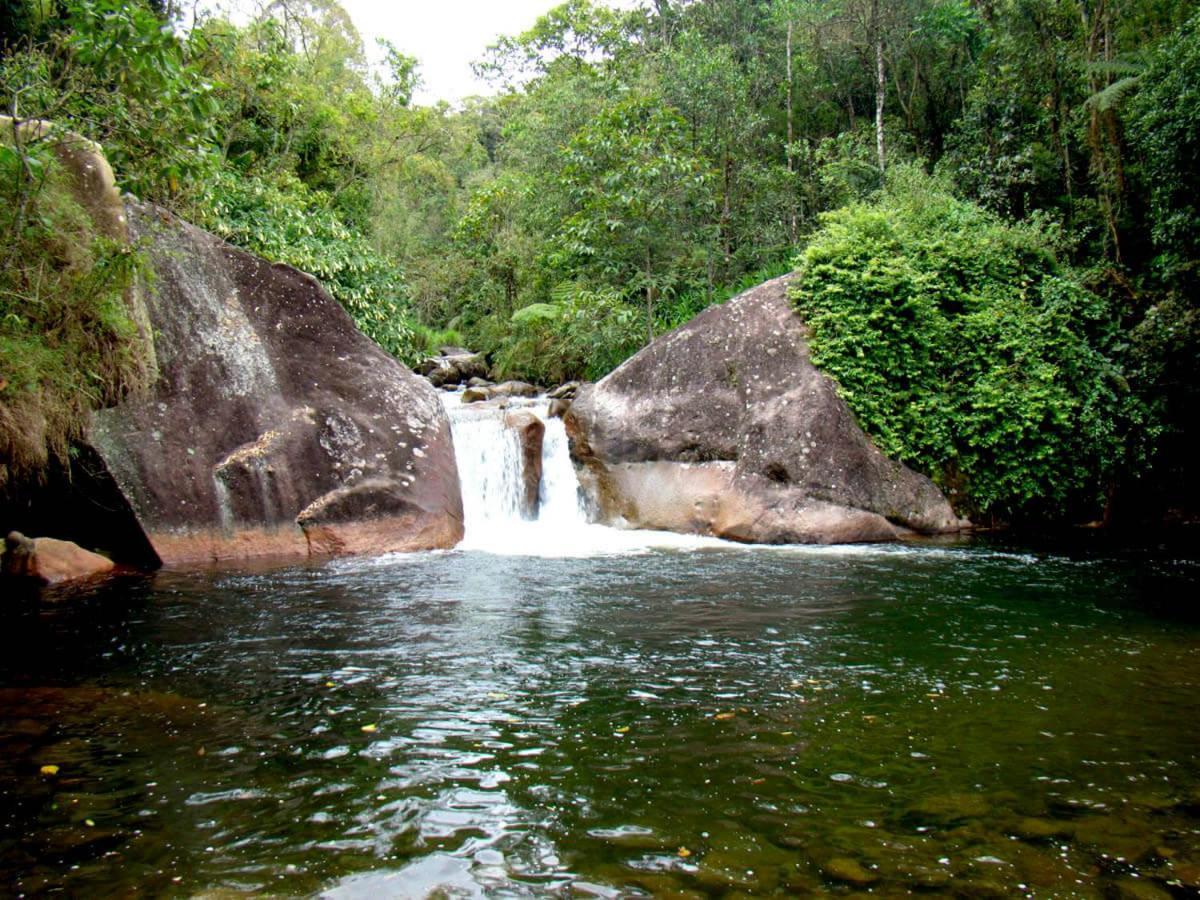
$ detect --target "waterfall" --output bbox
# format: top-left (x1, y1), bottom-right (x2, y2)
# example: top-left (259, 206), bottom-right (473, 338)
top-left (442, 395), bottom-right (589, 554)
top-left (442, 392), bottom-right (729, 556)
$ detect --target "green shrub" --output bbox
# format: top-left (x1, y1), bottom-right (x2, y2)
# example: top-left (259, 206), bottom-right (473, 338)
top-left (0, 136), bottom-right (149, 487)
top-left (488, 283), bottom-right (643, 385)
top-left (195, 169), bottom-right (417, 362)
top-left (791, 166), bottom-right (1134, 521)
top-left (410, 323), bottom-right (467, 358)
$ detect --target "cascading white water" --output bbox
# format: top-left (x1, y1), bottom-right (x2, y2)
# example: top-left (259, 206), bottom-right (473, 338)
top-left (443, 394), bottom-right (589, 554)
top-left (444, 396), bottom-right (589, 533)
top-left (442, 393), bottom-right (728, 556)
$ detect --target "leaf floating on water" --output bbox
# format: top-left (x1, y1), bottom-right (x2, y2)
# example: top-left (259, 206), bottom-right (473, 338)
top-left (715, 712), bottom-right (735, 720)
top-left (360, 724), bottom-right (378, 733)
top-left (487, 692), bottom-right (508, 701)
top-left (325, 681), bottom-right (336, 688)
top-left (614, 726), bottom-right (630, 733)
top-left (678, 847), bottom-right (692, 858)
top-left (39, 765), bottom-right (59, 776)
top-left (84, 819), bottom-right (95, 827)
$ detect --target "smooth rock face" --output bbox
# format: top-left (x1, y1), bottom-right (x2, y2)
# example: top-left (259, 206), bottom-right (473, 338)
top-left (565, 274), bottom-right (963, 544)
top-left (504, 411), bottom-right (545, 519)
top-left (87, 204), bottom-right (464, 563)
top-left (2, 532), bottom-right (115, 584)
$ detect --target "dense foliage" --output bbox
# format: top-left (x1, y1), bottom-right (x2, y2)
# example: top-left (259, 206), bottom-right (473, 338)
top-left (0, 131), bottom-right (148, 487)
top-left (792, 168), bottom-right (1135, 520)
top-left (1, 0), bottom-right (1198, 523)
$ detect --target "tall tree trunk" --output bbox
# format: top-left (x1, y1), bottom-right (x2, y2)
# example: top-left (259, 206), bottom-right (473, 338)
top-left (872, 0), bottom-right (885, 176)
top-left (722, 152), bottom-right (733, 273)
top-left (787, 19), bottom-right (796, 242)
top-left (1080, 0), bottom-right (1124, 262)
top-left (645, 248), bottom-right (654, 346)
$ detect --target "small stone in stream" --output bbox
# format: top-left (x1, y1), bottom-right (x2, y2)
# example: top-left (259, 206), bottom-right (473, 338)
top-left (1169, 863), bottom-right (1200, 888)
top-left (626, 874), bottom-right (706, 899)
top-left (772, 833), bottom-right (808, 850)
top-left (466, 377), bottom-right (492, 388)
top-left (1130, 793), bottom-right (1176, 811)
top-left (691, 863), bottom-right (777, 894)
top-left (905, 792), bottom-right (992, 825)
top-left (780, 871), bottom-right (821, 893)
top-left (2, 532), bottom-right (114, 585)
top-left (462, 388), bottom-right (490, 404)
top-left (1174, 790), bottom-right (1200, 814)
top-left (821, 857), bottom-right (878, 886)
top-left (1013, 817), bottom-right (1074, 840)
top-left (548, 398), bottom-right (571, 419)
top-left (908, 868), bottom-right (952, 889)
top-left (1072, 816), bottom-right (1156, 862)
top-left (953, 880), bottom-right (1010, 899)
top-left (1109, 878), bottom-right (1174, 900)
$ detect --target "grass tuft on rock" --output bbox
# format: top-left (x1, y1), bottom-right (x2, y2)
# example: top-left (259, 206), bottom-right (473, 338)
top-left (0, 133), bottom-right (148, 488)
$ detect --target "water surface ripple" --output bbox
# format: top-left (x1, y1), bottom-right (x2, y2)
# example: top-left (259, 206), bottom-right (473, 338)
top-left (1, 540), bottom-right (1198, 897)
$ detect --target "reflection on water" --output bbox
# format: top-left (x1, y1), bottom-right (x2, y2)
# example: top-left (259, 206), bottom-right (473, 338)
top-left (1, 540), bottom-right (1198, 897)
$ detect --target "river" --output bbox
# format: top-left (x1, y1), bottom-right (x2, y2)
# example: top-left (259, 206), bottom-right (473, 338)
top-left (1, 396), bottom-right (1197, 897)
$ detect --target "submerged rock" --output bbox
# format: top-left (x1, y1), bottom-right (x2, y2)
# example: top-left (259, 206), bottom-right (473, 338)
top-left (821, 857), bottom-right (878, 886)
top-left (565, 274), bottom-right (965, 544)
top-left (1108, 879), bottom-right (1173, 900)
top-left (1, 531), bottom-right (114, 585)
top-left (905, 792), bottom-right (992, 825)
top-left (84, 204), bottom-right (463, 564)
top-left (1012, 817), bottom-right (1074, 841)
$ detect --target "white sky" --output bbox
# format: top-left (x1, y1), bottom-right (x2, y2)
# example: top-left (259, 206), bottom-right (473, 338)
top-left (339, 0), bottom-right (640, 106)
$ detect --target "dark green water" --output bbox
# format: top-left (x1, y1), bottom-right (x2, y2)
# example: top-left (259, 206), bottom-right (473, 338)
top-left (2, 539), bottom-right (1199, 897)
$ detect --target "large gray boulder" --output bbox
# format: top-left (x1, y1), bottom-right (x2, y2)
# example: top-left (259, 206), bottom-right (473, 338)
top-left (565, 274), bottom-right (964, 544)
top-left (85, 204), bottom-right (464, 564)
